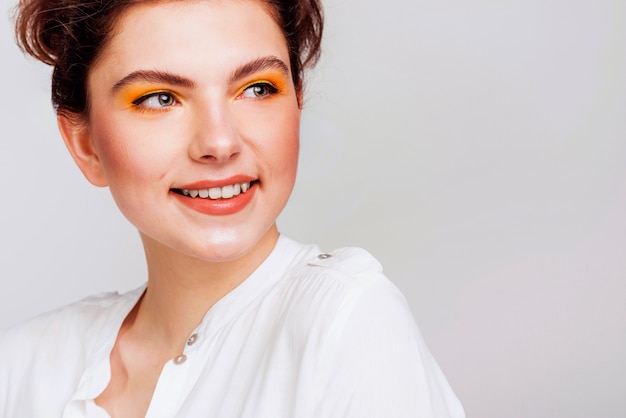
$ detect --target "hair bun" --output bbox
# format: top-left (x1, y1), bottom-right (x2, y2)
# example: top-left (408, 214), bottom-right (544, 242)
top-left (15, 0), bottom-right (62, 65)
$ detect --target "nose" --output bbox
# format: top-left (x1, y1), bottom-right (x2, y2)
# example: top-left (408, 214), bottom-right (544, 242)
top-left (188, 102), bottom-right (242, 163)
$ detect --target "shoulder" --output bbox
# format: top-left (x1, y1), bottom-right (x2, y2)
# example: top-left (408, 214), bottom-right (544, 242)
top-left (297, 244), bottom-right (414, 333)
top-left (288, 243), bottom-right (389, 295)
top-left (1, 290), bottom-right (129, 348)
top-left (278, 242), bottom-right (465, 417)
top-left (0, 287), bottom-right (143, 413)
top-left (273, 243), bottom-right (413, 345)
top-left (304, 246), bottom-right (384, 278)
top-left (0, 291), bottom-right (111, 412)
top-left (285, 244), bottom-right (406, 317)
top-left (0, 287), bottom-right (141, 377)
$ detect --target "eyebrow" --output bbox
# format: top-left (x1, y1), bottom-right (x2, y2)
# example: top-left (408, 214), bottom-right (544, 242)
top-left (111, 56), bottom-right (289, 94)
top-left (229, 56), bottom-right (290, 84)
top-left (112, 70), bottom-right (195, 93)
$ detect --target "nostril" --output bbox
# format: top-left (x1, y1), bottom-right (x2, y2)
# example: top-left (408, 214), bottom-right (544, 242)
top-left (189, 138), bottom-right (242, 162)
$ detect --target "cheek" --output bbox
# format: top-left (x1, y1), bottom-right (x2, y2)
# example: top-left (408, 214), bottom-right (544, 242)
top-left (94, 133), bottom-right (133, 178)
top-left (269, 110), bottom-right (300, 205)
top-left (90, 114), bottom-right (173, 184)
top-left (279, 111), bottom-right (300, 171)
top-left (89, 120), bottom-right (170, 223)
top-left (267, 108), bottom-right (300, 193)
top-left (244, 103), bottom-right (300, 170)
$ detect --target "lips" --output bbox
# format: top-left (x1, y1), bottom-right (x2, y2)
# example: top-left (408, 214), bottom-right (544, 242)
top-left (170, 177), bottom-right (257, 215)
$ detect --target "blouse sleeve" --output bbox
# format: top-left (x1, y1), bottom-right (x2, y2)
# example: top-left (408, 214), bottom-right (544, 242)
top-left (315, 273), bottom-right (465, 418)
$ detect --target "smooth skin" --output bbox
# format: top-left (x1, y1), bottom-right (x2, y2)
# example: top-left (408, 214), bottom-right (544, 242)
top-left (58, 0), bottom-right (301, 416)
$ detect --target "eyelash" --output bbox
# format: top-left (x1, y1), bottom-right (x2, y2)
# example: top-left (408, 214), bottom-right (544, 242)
top-left (240, 82), bottom-right (280, 99)
top-left (130, 81), bottom-right (280, 111)
top-left (132, 92), bottom-right (178, 110)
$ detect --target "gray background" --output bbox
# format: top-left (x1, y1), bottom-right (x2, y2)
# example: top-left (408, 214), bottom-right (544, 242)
top-left (1, 1), bottom-right (625, 417)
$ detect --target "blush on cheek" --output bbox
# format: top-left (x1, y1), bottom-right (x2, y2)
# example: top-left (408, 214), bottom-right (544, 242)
top-left (283, 113), bottom-right (301, 162)
top-left (91, 118), bottom-right (154, 179)
top-left (273, 116), bottom-right (300, 175)
top-left (285, 136), bottom-right (299, 174)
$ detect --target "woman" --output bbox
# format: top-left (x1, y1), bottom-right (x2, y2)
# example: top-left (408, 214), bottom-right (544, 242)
top-left (1, 0), bottom-right (464, 417)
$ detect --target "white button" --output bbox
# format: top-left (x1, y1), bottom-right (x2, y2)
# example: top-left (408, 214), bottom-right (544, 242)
top-left (187, 333), bottom-right (198, 346)
top-left (173, 354), bottom-right (187, 365)
top-left (317, 253), bottom-right (332, 259)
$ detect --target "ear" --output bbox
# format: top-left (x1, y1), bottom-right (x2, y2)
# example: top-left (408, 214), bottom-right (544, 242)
top-left (57, 114), bottom-right (108, 187)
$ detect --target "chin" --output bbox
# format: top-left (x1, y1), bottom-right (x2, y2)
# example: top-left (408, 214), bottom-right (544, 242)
top-left (187, 226), bottom-right (276, 264)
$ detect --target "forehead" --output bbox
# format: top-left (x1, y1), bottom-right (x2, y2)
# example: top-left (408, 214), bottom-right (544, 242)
top-left (93, 0), bottom-right (290, 83)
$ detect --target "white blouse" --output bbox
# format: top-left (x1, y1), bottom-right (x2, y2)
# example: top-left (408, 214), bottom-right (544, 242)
top-left (0, 235), bottom-right (464, 417)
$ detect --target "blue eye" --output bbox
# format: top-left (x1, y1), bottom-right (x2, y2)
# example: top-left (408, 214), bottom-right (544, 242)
top-left (241, 83), bottom-right (279, 99)
top-left (133, 92), bottom-right (177, 109)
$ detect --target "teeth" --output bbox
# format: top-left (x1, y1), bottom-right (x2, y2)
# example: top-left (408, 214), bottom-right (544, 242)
top-left (182, 182), bottom-right (251, 200)
top-left (208, 187), bottom-right (221, 199)
top-left (222, 185), bottom-right (234, 199)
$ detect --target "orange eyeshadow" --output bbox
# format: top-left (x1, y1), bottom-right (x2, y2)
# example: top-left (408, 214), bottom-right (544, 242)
top-left (114, 84), bottom-right (172, 108)
top-left (237, 70), bottom-right (289, 94)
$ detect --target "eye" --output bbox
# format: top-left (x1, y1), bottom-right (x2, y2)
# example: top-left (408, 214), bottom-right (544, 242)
top-left (240, 83), bottom-right (279, 99)
top-left (132, 92), bottom-right (178, 109)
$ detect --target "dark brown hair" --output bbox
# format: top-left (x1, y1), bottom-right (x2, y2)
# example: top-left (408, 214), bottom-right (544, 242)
top-left (14, 0), bottom-right (323, 116)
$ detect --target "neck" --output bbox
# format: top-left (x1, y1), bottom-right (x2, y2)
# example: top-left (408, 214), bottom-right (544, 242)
top-left (130, 225), bottom-right (279, 352)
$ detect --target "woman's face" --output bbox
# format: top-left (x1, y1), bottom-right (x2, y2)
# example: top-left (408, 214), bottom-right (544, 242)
top-left (72, 0), bottom-right (300, 262)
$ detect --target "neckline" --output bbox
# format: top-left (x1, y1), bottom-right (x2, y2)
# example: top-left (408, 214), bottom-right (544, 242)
top-left (70, 234), bottom-right (310, 402)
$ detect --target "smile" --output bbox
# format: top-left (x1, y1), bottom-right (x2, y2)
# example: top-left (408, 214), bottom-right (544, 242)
top-left (173, 181), bottom-right (252, 200)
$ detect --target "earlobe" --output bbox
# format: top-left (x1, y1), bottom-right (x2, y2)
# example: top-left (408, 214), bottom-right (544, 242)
top-left (57, 114), bottom-right (108, 187)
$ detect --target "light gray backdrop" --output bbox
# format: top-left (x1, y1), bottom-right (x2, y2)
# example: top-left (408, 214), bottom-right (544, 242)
top-left (1, 1), bottom-right (625, 417)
